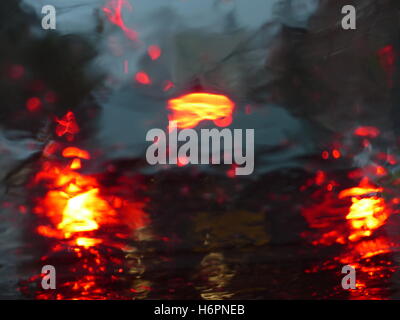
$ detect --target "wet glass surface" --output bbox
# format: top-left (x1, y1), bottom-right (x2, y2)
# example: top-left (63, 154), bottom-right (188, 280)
top-left (0, 0), bottom-right (399, 300)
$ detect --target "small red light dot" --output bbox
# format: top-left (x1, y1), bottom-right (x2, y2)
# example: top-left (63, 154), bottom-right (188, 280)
top-left (148, 45), bottom-right (161, 60)
top-left (376, 166), bottom-right (387, 176)
top-left (332, 149), bottom-right (341, 159)
top-left (322, 151), bottom-right (329, 160)
top-left (26, 97), bottom-right (42, 112)
top-left (135, 72), bottom-right (151, 85)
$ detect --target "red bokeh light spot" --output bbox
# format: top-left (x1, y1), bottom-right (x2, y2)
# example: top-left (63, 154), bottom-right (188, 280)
top-left (26, 97), bottom-right (42, 112)
top-left (332, 149), bottom-right (341, 159)
top-left (322, 151), bottom-right (329, 160)
top-left (148, 45), bottom-right (161, 60)
top-left (354, 126), bottom-right (380, 138)
top-left (135, 72), bottom-right (151, 85)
